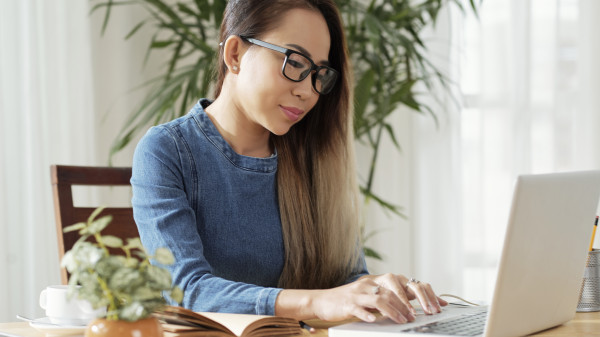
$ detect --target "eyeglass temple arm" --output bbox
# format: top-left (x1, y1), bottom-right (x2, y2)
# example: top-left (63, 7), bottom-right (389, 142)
top-left (241, 37), bottom-right (289, 55)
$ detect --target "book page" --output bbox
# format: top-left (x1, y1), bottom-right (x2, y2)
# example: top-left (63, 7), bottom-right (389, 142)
top-left (156, 306), bottom-right (301, 337)
top-left (198, 312), bottom-right (273, 336)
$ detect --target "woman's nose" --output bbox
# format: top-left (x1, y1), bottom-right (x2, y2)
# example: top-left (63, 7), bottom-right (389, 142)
top-left (292, 74), bottom-right (316, 99)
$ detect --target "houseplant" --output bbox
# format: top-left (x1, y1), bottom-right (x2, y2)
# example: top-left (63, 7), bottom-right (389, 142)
top-left (61, 206), bottom-right (183, 336)
top-left (90, 0), bottom-right (478, 258)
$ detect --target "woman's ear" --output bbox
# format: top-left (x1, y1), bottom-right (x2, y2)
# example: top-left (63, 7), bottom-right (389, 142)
top-left (223, 35), bottom-right (246, 74)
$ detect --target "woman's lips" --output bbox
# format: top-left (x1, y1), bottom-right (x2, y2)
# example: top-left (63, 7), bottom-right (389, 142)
top-left (280, 105), bottom-right (304, 122)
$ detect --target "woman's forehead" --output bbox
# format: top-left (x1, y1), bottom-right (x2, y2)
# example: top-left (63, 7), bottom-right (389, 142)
top-left (261, 8), bottom-right (331, 63)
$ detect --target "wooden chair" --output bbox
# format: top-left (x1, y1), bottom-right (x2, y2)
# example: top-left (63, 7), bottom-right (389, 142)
top-left (50, 165), bottom-right (138, 284)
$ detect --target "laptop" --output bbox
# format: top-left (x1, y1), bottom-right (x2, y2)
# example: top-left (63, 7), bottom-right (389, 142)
top-left (329, 171), bottom-right (600, 337)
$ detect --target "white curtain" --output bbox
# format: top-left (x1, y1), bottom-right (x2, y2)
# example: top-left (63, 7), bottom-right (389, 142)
top-left (411, 0), bottom-right (600, 302)
top-left (0, 0), bottom-right (154, 322)
top-left (0, 0), bottom-right (96, 322)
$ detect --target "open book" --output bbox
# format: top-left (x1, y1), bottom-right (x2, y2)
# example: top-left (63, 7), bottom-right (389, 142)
top-left (154, 306), bottom-right (303, 337)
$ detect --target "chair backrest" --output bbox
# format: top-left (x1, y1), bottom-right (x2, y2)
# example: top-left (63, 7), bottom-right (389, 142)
top-left (50, 164), bottom-right (138, 284)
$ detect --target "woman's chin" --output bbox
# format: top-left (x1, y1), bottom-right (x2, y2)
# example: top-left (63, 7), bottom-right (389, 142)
top-left (269, 124), bottom-right (293, 136)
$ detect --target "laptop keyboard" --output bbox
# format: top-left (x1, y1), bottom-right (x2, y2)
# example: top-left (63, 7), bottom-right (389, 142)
top-left (401, 311), bottom-right (487, 336)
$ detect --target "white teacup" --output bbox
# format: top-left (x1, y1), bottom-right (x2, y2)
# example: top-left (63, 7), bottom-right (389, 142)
top-left (39, 285), bottom-right (105, 326)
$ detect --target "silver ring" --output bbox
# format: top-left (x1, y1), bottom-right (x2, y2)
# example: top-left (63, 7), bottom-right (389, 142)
top-left (406, 277), bottom-right (420, 287)
top-left (372, 285), bottom-right (381, 295)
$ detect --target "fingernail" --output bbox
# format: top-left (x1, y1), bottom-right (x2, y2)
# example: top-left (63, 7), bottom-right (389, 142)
top-left (407, 312), bottom-right (415, 322)
top-left (367, 314), bottom-right (376, 322)
top-left (398, 314), bottom-right (408, 323)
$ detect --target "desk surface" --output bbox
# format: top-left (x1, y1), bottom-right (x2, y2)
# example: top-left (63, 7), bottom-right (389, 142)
top-left (1, 311), bottom-right (599, 337)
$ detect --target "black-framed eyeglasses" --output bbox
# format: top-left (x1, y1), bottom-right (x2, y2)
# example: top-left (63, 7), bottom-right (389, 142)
top-left (240, 36), bottom-right (339, 95)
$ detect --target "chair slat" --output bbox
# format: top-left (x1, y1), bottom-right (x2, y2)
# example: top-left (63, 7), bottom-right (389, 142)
top-left (51, 165), bottom-right (132, 186)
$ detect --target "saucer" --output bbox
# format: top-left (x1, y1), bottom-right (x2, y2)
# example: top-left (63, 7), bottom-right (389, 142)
top-left (29, 317), bottom-right (86, 336)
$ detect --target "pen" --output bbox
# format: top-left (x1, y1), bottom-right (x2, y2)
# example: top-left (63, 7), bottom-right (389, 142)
top-left (299, 321), bottom-right (315, 333)
top-left (589, 216), bottom-right (598, 252)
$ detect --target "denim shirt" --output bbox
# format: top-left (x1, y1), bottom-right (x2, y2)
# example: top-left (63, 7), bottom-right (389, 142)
top-left (131, 99), bottom-right (368, 315)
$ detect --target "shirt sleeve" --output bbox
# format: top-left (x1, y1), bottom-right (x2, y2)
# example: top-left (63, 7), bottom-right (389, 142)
top-left (343, 249), bottom-right (370, 284)
top-left (131, 126), bottom-right (281, 315)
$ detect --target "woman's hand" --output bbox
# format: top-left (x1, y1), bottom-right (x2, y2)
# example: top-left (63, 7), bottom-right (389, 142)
top-left (359, 274), bottom-right (448, 316)
top-left (275, 274), bottom-right (447, 324)
top-left (312, 274), bottom-right (447, 324)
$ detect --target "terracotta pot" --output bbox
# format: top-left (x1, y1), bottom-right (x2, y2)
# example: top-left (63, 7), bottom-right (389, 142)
top-left (85, 317), bottom-right (163, 337)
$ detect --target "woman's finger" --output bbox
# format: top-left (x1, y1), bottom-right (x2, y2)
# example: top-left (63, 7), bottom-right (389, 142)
top-left (422, 283), bottom-right (442, 313)
top-left (375, 274), bottom-right (417, 316)
top-left (362, 286), bottom-right (411, 324)
top-left (406, 279), bottom-right (440, 314)
top-left (349, 304), bottom-right (378, 323)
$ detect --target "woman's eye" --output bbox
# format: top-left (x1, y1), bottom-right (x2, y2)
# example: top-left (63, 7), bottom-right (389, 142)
top-left (287, 59), bottom-right (304, 69)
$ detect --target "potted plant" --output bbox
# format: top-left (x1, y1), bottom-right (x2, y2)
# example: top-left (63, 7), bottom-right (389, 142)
top-left (61, 206), bottom-right (183, 337)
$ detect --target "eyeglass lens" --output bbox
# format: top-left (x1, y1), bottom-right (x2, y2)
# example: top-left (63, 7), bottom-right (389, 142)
top-left (284, 53), bottom-right (337, 94)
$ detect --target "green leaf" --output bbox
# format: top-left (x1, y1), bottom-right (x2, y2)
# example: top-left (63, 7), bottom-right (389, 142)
top-left (125, 237), bottom-right (144, 251)
top-left (86, 215), bottom-right (113, 235)
top-left (88, 206), bottom-right (106, 224)
top-left (61, 250), bottom-right (77, 272)
top-left (101, 235), bottom-right (123, 248)
top-left (169, 286), bottom-right (184, 304)
top-left (468, 0), bottom-right (481, 19)
top-left (74, 234), bottom-right (92, 246)
top-left (119, 301), bottom-right (147, 321)
top-left (360, 186), bottom-right (407, 219)
top-left (153, 247), bottom-right (175, 265)
top-left (354, 68), bottom-right (375, 122)
top-left (133, 250), bottom-right (148, 261)
top-left (211, 0), bottom-right (227, 29)
top-left (364, 13), bottom-right (381, 44)
top-left (363, 246), bottom-right (383, 260)
top-left (383, 123), bottom-right (401, 151)
top-left (176, 3), bottom-right (197, 17)
top-left (95, 255), bottom-right (124, 278)
top-left (124, 20), bottom-right (147, 40)
top-left (194, 0), bottom-right (210, 20)
top-left (73, 242), bottom-right (105, 268)
top-left (109, 267), bottom-right (142, 291)
top-left (63, 222), bottom-right (86, 233)
top-left (132, 285), bottom-right (164, 301)
top-left (150, 40), bottom-right (176, 48)
top-left (146, 264), bottom-right (172, 289)
top-left (76, 273), bottom-right (108, 309)
top-left (124, 256), bottom-right (140, 268)
top-left (99, 0), bottom-right (114, 35)
top-left (166, 39), bottom-right (185, 80)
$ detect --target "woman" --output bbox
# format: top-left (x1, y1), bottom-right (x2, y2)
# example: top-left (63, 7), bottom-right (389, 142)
top-left (131, 0), bottom-right (447, 324)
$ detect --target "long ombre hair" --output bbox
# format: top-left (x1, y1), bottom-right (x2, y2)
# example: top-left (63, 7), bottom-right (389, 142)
top-left (214, 0), bottom-right (360, 289)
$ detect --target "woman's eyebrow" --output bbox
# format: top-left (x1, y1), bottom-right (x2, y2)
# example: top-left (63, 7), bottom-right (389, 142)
top-left (286, 43), bottom-right (330, 65)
